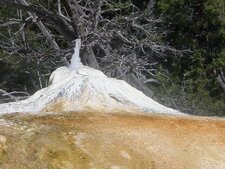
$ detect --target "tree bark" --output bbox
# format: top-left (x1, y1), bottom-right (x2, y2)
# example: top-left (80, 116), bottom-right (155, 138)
top-left (81, 47), bottom-right (100, 70)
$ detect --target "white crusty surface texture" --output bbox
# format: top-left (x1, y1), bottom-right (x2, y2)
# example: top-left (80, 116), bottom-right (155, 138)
top-left (0, 66), bottom-right (184, 115)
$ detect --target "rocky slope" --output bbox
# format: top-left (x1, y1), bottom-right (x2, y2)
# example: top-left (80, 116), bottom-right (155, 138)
top-left (0, 66), bottom-right (182, 115)
top-left (0, 112), bottom-right (225, 169)
top-left (0, 66), bottom-right (224, 169)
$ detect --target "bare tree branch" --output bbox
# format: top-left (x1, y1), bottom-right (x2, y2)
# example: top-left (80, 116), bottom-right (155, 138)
top-left (0, 20), bottom-right (21, 27)
top-left (17, 0), bottom-right (60, 50)
top-left (0, 89), bottom-right (17, 101)
top-left (0, 0), bottom-right (187, 99)
top-left (0, 0), bottom-right (78, 41)
top-left (217, 69), bottom-right (225, 93)
top-left (57, 0), bottom-right (71, 22)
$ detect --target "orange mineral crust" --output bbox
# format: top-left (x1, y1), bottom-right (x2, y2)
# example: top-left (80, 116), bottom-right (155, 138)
top-left (0, 112), bottom-right (225, 169)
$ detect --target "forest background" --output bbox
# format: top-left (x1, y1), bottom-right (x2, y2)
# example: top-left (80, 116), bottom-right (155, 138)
top-left (0, 0), bottom-right (224, 116)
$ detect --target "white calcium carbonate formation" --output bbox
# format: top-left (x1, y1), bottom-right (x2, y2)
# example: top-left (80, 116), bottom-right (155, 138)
top-left (0, 66), bottom-right (184, 115)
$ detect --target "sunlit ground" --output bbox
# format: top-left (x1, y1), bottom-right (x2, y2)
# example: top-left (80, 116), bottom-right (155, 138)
top-left (0, 112), bottom-right (224, 169)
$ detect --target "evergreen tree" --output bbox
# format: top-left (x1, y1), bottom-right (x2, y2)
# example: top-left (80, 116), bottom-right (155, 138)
top-left (154, 0), bottom-right (225, 115)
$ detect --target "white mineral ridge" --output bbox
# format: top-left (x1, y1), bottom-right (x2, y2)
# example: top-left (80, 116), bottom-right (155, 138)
top-left (0, 66), bottom-right (184, 115)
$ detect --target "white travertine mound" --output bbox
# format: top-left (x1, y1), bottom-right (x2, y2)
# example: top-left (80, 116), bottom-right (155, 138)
top-left (0, 66), bottom-right (184, 115)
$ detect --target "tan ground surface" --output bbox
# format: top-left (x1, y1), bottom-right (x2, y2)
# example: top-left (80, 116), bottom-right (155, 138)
top-left (0, 112), bottom-right (224, 169)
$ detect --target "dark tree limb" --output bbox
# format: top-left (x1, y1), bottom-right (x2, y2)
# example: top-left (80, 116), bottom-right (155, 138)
top-left (62, 0), bottom-right (100, 69)
top-left (0, 0), bottom-right (78, 41)
top-left (0, 20), bottom-right (21, 27)
top-left (80, 46), bottom-right (100, 70)
top-left (61, 0), bottom-right (82, 36)
top-left (217, 69), bottom-right (225, 93)
top-left (16, 0), bottom-right (60, 50)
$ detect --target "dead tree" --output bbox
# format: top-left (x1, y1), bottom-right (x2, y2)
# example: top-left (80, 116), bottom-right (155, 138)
top-left (0, 0), bottom-right (185, 99)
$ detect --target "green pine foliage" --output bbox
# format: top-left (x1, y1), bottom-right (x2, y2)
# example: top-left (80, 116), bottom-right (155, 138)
top-left (154, 0), bottom-right (225, 116)
top-left (152, 68), bottom-right (225, 116)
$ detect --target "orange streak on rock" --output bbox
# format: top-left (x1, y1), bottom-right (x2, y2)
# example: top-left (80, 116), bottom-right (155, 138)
top-left (1, 112), bottom-right (225, 169)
